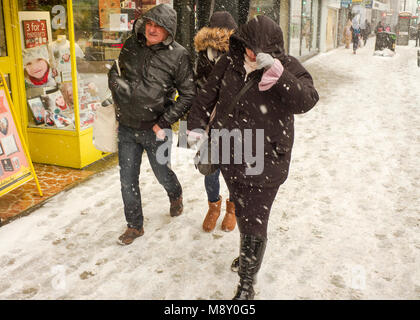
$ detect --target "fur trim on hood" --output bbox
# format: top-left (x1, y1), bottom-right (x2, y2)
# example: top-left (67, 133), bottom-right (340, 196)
top-left (194, 27), bottom-right (235, 53)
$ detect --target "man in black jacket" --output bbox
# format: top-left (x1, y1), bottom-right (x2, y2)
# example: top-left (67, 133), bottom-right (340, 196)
top-left (108, 4), bottom-right (196, 245)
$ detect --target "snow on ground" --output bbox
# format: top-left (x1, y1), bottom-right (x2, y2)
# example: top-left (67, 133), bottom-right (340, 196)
top-left (0, 39), bottom-right (419, 300)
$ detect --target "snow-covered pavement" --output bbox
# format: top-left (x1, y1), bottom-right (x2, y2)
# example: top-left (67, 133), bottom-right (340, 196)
top-left (0, 39), bottom-right (419, 300)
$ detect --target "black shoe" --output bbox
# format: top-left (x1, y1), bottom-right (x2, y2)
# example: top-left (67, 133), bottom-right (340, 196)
top-left (232, 233), bottom-right (267, 300)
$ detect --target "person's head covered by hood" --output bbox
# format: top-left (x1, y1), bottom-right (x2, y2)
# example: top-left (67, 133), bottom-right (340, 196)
top-left (194, 11), bottom-right (237, 58)
top-left (229, 15), bottom-right (287, 66)
top-left (133, 3), bottom-right (177, 47)
top-left (193, 11), bottom-right (237, 85)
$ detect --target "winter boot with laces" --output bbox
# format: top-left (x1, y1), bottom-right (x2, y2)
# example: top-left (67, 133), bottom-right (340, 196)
top-left (232, 233), bottom-right (267, 300)
top-left (202, 196), bottom-right (222, 232)
top-left (221, 199), bottom-right (236, 232)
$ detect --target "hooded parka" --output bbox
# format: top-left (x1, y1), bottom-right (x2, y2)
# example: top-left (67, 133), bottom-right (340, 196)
top-left (187, 15), bottom-right (319, 188)
top-left (108, 4), bottom-right (196, 130)
top-left (193, 11), bottom-right (237, 89)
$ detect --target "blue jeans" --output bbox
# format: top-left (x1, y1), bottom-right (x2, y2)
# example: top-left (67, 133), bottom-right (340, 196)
top-left (205, 168), bottom-right (221, 203)
top-left (118, 124), bottom-right (182, 230)
top-left (204, 168), bottom-right (232, 203)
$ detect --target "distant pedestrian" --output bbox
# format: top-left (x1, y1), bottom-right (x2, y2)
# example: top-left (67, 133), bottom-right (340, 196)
top-left (351, 26), bottom-right (361, 54)
top-left (351, 14), bottom-right (361, 54)
top-left (361, 19), bottom-right (371, 46)
top-left (416, 22), bottom-right (420, 47)
top-left (343, 18), bottom-right (352, 49)
top-left (375, 21), bottom-right (384, 34)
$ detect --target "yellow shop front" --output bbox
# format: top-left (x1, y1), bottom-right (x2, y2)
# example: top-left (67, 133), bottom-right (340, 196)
top-left (0, 0), bottom-right (153, 169)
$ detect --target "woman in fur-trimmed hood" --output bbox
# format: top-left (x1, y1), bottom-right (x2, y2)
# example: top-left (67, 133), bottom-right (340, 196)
top-left (194, 11), bottom-right (237, 89)
top-left (188, 15), bottom-right (319, 300)
top-left (192, 11), bottom-right (238, 236)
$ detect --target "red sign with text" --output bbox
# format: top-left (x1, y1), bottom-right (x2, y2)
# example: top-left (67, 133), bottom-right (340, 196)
top-left (22, 20), bottom-right (49, 48)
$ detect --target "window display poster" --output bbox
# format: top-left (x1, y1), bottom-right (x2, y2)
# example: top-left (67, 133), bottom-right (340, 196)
top-left (109, 13), bottom-right (129, 31)
top-left (0, 86), bottom-right (33, 196)
top-left (22, 19), bottom-right (49, 48)
top-left (18, 11), bottom-right (53, 50)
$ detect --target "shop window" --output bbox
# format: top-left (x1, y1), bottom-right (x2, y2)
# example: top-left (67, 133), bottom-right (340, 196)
top-left (290, 0), bottom-right (319, 57)
top-left (311, 0), bottom-right (319, 53)
top-left (248, 0), bottom-right (276, 21)
top-left (18, 0), bottom-right (84, 130)
top-left (301, 0), bottom-right (312, 56)
top-left (17, 1), bottom-right (173, 133)
top-left (73, 0), bottom-right (138, 117)
top-left (290, 0), bottom-right (302, 56)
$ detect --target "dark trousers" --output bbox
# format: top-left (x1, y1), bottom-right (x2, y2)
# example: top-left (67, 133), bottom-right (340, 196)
top-left (118, 124), bottom-right (182, 230)
top-left (353, 35), bottom-right (359, 52)
top-left (416, 31), bottom-right (420, 47)
top-left (223, 178), bottom-right (281, 239)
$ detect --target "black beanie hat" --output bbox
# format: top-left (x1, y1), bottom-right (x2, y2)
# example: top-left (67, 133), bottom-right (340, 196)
top-left (209, 11), bottom-right (238, 30)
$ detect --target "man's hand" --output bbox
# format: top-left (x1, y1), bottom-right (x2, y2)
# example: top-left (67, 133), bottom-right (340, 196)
top-left (153, 124), bottom-right (166, 140)
top-left (256, 53), bottom-right (275, 70)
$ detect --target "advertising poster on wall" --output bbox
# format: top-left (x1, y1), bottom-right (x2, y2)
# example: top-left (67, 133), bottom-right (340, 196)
top-left (0, 73), bottom-right (41, 197)
top-left (18, 11), bottom-right (53, 50)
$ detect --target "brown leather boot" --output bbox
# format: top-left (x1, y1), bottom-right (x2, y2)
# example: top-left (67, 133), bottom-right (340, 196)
top-left (221, 199), bottom-right (236, 232)
top-left (117, 227), bottom-right (144, 246)
top-left (202, 196), bottom-right (222, 232)
top-left (170, 196), bottom-right (183, 217)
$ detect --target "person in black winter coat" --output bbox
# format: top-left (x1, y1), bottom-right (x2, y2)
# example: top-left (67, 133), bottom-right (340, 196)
top-left (108, 4), bottom-right (196, 245)
top-left (187, 15), bottom-right (319, 299)
top-left (193, 11), bottom-right (238, 234)
top-left (361, 20), bottom-right (371, 46)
